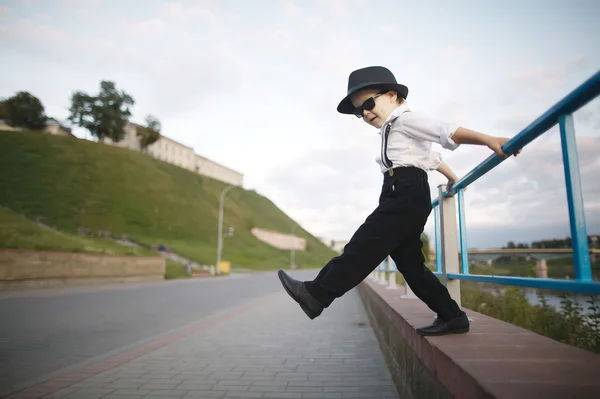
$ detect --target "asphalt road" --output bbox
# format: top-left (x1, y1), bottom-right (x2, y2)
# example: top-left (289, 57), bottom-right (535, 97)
top-left (0, 269), bottom-right (322, 397)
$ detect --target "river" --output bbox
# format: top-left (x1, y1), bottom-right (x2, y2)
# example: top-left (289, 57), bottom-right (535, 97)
top-left (522, 289), bottom-right (598, 314)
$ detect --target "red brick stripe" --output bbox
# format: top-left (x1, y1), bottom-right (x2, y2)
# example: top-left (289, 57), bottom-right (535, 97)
top-left (3, 292), bottom-right (280, 399)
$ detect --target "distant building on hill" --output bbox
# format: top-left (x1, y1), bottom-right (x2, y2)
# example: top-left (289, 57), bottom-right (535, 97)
top-left (0, 119), bottom-right (73, 137)
top-left (101, 122), bottom-right (243, 187)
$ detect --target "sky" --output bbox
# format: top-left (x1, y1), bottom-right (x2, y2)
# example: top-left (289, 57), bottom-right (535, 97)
top-left (1, 0), bottom-right (599, 249)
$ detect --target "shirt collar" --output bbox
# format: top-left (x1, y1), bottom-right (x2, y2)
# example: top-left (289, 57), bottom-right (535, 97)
top-left (382, 101), bottom-right (410, 125)
top-left (378, 102), bottom-right (410, 135)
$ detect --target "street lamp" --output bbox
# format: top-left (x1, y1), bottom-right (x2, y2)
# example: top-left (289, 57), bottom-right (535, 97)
top-left (291, 224), bottom-right (297, 270)
top-left (217, 184), bottom-right (236, 275)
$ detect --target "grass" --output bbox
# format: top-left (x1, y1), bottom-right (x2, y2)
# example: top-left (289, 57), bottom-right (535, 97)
top-left (0, 205), bottom-right (155, 256)
top-left (461, 281), bottom-right (600, 354)
top-left (0, 130), bottom-right (338, 270)
top-left (165, 260), bottom-right (191, 279)
top-left (389, 261), bottom-right (600, 353)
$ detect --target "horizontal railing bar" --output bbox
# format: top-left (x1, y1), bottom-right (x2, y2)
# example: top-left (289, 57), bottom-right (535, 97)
top-left (432, 272), bottom-right (600, 294)
top-left (465, 248), bottom-right (600, 254)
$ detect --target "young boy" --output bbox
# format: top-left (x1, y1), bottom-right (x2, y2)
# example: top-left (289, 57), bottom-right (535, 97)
top-left (278, 66), bottom-right (519, 336)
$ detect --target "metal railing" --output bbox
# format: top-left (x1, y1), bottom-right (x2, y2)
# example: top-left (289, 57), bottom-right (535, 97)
top-left (370, 70), bottom-right (600, 300)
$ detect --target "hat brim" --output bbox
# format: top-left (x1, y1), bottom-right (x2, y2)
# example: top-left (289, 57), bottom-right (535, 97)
top-left (337, 83), bottom-right (409, 114)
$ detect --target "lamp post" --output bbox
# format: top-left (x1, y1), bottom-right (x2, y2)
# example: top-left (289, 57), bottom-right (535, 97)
top-left (217, 184), bottom-right (235, 275)
top-left (291, 224), bottom-right (297, 269)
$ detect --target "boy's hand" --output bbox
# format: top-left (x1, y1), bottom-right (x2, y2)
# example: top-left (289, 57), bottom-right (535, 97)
top-left (487, 136), bottom-right (522, 158)
top-left (446, 179), bottom-right (467, 193)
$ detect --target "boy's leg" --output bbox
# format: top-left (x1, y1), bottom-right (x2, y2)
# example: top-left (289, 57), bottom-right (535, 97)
top-left (303, 179), bottom-right (430, 307)
top-left (389, 233), bottom-right (463, 321)
top-left (389, 232), bottom-right (469, 335)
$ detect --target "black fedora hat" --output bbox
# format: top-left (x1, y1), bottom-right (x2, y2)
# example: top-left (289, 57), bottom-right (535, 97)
top-left (337, 66), bottom-right (409, 114)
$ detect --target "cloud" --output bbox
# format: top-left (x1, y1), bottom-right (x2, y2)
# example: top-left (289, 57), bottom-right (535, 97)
top-left (3, 18), bottom-right (67, 44)
top-left (460, 135), bottom-right (600, 228)
top-left (73, 9), bottom-right (89, 18)
top-left (130, 18), bottom-right (166, 36)
top-left (574, 97), bottom-right (600, 137)
top-left (317, 0), bottom-right (350, 18)
top-left (442, 45), bottom-right (472, 62)
top-left (425, 134), bottom-right (600, 248)
top-left (263, 133), bottom-right (383, 241)
top-left (163, 1), bottom-right (217, 23)
top-left (0, 6), bottom-right (252, 118)
top-left (496, 55), bottom-right (592, 116)
top-left (2, 0), bottom-right (597, 252)
top-left (509, 55), bottom-right (588, 93)
top-left (377, 25), bottom-right (395, 34)
top-left (491, 114), bottom-right (543, 134)
top-left (59, 0), bottom-right (104, 6)
top-left (452, 223), bottom-right (599, 250)
top-left (283, 0), bottom-right (302, 18)
top-left (491, 99), bottom-right (600, 140)
top-left (433, 55), bottom-right (600, 152)
top-left (263, 130), bottom-right (600, 247)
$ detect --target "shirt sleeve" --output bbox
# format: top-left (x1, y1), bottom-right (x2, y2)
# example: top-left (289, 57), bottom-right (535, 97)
top-left (428, 151), bottom-right (443, 171)
top-left (397, 112), bottom-right (460, 150)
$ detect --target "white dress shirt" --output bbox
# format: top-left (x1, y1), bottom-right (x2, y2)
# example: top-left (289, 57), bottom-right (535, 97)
top-left (375, 102), bottom-right (460, 174)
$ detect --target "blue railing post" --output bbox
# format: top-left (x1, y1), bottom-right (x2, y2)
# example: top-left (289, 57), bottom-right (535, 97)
top-left (434, 206), bottom-right (442, 274)
top-left (559, 113), bottom-right (592, 281)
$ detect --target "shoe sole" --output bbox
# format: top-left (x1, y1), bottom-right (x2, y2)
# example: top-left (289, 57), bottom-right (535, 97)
top-left (277, 270), bottom-right (318, 320)
top-left (417, 327), bottom-right (470, 336)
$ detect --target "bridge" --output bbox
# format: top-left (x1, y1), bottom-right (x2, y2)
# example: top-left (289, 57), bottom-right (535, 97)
top-left (1, 71), bottom-right (599, 399)
top-left (426, 248), bottom-right (600, 278)
top-left (432, 247), bottom-right (600, 261)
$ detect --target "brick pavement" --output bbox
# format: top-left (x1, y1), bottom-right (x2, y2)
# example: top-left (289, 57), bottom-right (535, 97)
top-left (15, 288), bottom-right (399, 399)
top-left (1, 272), bottom-right (286, 395)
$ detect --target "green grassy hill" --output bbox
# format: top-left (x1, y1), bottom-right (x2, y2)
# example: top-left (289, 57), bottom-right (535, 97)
top-left (0, 205), bottom-right (154, 256)
top-left (0, 130), bottom-right (338, 270)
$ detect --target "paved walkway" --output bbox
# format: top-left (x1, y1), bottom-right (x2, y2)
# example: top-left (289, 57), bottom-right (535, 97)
top-left (6, 283), bottom-right (398, 399)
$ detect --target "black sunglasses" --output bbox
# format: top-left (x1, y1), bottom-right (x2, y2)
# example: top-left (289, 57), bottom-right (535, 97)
top-left (353, 91), bottom-right (387, 118)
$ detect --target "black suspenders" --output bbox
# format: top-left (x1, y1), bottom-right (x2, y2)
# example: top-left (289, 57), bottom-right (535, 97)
top-left (381, 110), bottom-right (411, 176)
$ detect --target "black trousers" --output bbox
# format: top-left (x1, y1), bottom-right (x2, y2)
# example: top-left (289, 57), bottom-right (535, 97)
top-left (305, 166), bottom-right (463, 321)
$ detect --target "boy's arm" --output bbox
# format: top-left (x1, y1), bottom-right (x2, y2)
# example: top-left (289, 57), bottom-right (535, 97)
top-left (399, 113), bottom-right (521, 157)
top-left (436, 161), bottom-right (462, 192)
top-left (451, 127), bottom-right (522, 158)
top-left (436, 160), bottom-right (459, 182)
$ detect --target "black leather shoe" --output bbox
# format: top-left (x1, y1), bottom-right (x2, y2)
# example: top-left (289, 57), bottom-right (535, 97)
top-left (277, 269), bottom-right (325, 320)
top-left (416, 313), bottom-right (469, 336)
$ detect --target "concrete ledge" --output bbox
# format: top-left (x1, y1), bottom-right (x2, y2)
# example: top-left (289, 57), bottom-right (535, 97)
top-left (358, 278), bottom-right (600, 399)
top-left (0, 249), bottom-right (166, 291)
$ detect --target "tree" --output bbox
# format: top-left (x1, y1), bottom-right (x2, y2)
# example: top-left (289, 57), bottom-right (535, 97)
top-left (0, 101), bottom-right (9, 120)
top-left (137, 114), bottom-right (161, 150)
top-left (67, 81), bottom-right (134, 142)
top-left (145, 114), bottom-right (161, 133)
top-left (421, 232), bottom-right (430, 262)
top-left (1, 91), bottom-right (47, 130)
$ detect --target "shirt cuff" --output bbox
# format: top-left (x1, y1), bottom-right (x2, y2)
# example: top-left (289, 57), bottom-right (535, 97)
top-left (442, 123), bottom-right (460, 151)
